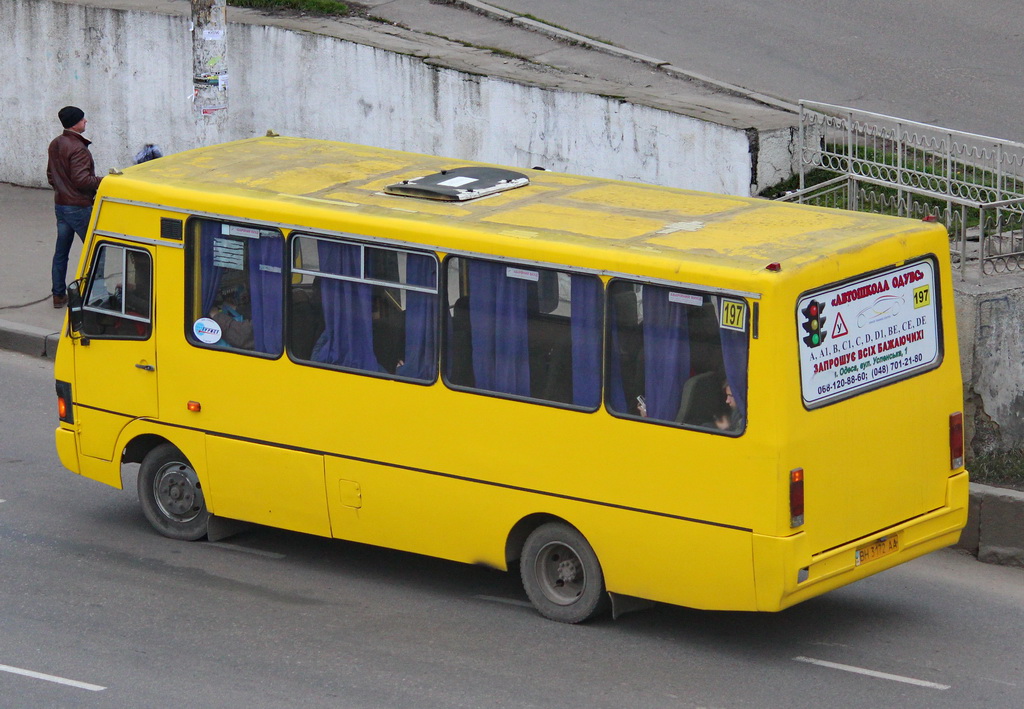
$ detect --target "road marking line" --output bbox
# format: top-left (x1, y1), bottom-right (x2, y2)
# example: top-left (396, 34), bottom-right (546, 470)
top-left (793, 656), bottom-right (950, 690)
top-left (206, 542), bottom-right (286, 559)
top-left (474, 594), bottom-right (533, 608)
top-left (0, 663), bottom-right (106, 692)
top-left (979, 676), bottom-right (1018, 688)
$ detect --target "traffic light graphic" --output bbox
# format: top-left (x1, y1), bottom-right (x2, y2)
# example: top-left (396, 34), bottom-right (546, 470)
top-left (801, 300), bottom-right (827, 347)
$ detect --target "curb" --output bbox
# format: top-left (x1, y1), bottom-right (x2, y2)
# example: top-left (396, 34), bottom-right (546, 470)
top-left (0, 318), bottom-right (61, 359)
top-left (958, 482), bottom-right (1024, 568)
top-left (1, 318), bottom-right (1019, 568)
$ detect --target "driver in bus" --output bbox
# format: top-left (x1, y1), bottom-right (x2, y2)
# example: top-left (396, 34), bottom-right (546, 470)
top-left (209, 284), bottom-right (255, 349)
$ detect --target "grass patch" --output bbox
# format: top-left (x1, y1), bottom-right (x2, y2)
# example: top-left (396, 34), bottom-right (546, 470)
top-left (228, 0), bottom-right (352, 16)
top-left (758, 168), bottom-right (834, 200)
top-left (969, 450), bottom-right (1024, 491)
top-left (761, 144), bottom-right (1024, 230)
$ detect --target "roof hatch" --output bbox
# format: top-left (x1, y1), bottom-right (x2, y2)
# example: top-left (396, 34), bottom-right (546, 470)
top-left (385, 166), bottom-right (529, 202)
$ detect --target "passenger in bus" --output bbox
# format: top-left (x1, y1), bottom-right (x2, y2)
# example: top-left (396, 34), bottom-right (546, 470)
top-left (672, 370), bottom-right (744, 432)
top-left (713, 377), bottom-right (744, 432)
top-left (703, 397), bottom-right (731, 431)
top-left (209, 284), bottom-right (255, 349)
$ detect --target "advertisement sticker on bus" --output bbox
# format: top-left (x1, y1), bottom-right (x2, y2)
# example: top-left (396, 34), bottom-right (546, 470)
top-left (193, 317), bottom-right (223, 344)
top-left (797, 258), bottom-right (941, 406)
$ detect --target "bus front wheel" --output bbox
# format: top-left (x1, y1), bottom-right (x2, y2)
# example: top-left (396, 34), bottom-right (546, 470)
top-left (138, 444), bottom-right (209, 541)
top-left (520, 522), bottom-right (609, 623)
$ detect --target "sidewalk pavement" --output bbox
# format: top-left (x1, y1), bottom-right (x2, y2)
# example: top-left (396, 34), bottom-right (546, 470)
top-left (0, 183), bottom-right (75, 358)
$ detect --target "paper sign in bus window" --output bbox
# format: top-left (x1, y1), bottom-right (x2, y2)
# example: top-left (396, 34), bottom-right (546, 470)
top-left (212, 237), bottom-right (245, 270)
top-left (719, 298), bottom-right (747, 332)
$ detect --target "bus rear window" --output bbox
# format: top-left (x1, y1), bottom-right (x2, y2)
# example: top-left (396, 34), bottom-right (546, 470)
top-left (797, 257), bottom-right (942, 407)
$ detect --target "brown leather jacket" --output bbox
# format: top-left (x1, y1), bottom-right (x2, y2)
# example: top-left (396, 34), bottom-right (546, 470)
top-left (47, 130), bottom-right (102, 206)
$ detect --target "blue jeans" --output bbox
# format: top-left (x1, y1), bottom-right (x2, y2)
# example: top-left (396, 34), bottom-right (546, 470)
top-left (52, 204), bottom-right (92, 296)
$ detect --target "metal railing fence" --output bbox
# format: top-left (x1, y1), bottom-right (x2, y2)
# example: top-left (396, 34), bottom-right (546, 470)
top-left (778, 101), bottom-right (1024, 279)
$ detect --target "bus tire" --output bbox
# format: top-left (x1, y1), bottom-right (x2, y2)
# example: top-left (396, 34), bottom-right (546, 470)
top-left (137, 443), bottom-right (209, 541)
top-left (520, 522), bottom-right (609, 623)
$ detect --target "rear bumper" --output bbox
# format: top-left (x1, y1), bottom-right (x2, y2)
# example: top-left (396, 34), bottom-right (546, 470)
top-left (753, 471), bottom-right (969, 611)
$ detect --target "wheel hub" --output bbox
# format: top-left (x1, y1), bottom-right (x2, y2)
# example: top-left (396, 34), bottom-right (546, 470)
top-left (556, 558), bottom-right (580, 585)
top-left (537, 541), bottom-right (586, 605)
top-left (153, 463), bottom-right (204, 522)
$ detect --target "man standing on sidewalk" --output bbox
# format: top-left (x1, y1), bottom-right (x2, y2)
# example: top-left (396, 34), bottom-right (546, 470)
top-left (47, 105), bottom-right (102, 308)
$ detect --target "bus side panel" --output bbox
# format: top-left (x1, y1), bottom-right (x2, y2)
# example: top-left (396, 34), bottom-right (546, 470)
top-left (581, 513), bottom-right (758, 611)
top-left (323, 455), bottom-right (758, 611)
top-left (323, 456), bottom-right (516, 568)
top-left (206, 438), bottom-right (331, 538)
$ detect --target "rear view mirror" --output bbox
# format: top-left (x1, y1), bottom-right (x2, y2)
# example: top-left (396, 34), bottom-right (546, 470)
top-left (67, 279), bottom-right (84, 332)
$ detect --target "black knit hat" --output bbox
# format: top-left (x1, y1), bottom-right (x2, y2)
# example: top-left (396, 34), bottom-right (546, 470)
top-left (58, 106), bottom-right (85, 129)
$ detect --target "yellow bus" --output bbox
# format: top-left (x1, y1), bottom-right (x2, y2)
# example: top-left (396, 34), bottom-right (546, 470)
top-left (54, 136), bottom-right (968, 622)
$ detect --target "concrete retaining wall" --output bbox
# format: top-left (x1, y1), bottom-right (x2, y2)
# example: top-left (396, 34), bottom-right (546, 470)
top-left (3, 0), bottom-right (761, 196)
top-left (954, 277), bottom-right (1024, 455)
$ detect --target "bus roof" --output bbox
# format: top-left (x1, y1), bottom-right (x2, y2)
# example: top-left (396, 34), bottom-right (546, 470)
top-left (111, 136), bottom-right (944, 284)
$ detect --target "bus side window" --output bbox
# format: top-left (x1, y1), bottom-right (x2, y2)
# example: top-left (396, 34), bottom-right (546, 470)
top-left (81, 243), bottom-right (152, 339)
top-left (289, 235), bottom-right (439, 382)
top-left (442, 256), bottom-right (602, 409)
top-left (187, 219), bottom-right (284, 356)
top-left (606, 280), bottom-right (748, 434)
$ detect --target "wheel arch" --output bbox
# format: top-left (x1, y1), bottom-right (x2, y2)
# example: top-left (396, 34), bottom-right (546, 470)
top-left (114, 423), bottom-right (209, 504)
top-left (505, 512), bottom-right (578, 569)
top-left (122, 432), bottom-right (171, 466)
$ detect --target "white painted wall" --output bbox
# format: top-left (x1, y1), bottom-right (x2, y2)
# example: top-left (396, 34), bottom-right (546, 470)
top-left (2, 0), bottom-right (753, 194)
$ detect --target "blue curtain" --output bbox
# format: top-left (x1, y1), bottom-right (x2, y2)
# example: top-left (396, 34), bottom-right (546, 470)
top-left (570, 275), bottom-right (602, 408)
top-left (719, 304), bottom-right (749, 420)
top-left (313, 241), bottom-right (383, 372)
top-left (199, 221), bottom-right (224, 316)
top-left (467, 260), bottom-right (530, 396)
top-left (607, 322), bottom-right (627, 412)
top-left (643, 285), bottom-right (691, 421)
top-left (248, 235), bottom-right (284, 355)
top-left (395, 253), bottom-right (438, 381)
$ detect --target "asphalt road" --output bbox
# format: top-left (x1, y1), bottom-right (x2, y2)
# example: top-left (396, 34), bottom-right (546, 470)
top-left (1, 348), bottom-right (1022, 708)
top-left (493, 0), bottom-right (1024, 143)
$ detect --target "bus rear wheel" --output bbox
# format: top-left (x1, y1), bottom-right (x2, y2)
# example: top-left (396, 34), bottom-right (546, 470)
top-left (138, 444), bottom-right (209, 541)
top-left (520, 522), bottom-right (609, 623)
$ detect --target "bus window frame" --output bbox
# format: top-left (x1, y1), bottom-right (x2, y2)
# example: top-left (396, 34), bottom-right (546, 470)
top-left (796, 253), bottom-right (945, 411)
top-left (286, 232), bottom-right (442, 385)
top-left (603, 276), bottom-right (750, 437)
top-left (440, 253), bottom-right (605, 413)
top-left (183, 216), bottom-right (287, 360)
top-left (80, 240), bottom-right (154, 341)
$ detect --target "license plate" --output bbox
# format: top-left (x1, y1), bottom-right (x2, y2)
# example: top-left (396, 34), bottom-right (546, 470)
top-left (855, 536), bottom-right (898, 566)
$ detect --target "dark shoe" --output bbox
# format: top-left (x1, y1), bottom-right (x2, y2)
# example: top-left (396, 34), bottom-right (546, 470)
top-left (53, 294), bottom-right (68, 309)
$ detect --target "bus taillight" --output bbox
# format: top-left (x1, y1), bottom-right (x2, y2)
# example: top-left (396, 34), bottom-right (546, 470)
top-left (950, 412), bottom-right (964, 469)
top-left (790, 468), bottom-right (804, 528)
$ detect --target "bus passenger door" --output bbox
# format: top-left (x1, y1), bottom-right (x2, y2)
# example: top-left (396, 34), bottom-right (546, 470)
top-left (71, 242), bottom-right (158, 467)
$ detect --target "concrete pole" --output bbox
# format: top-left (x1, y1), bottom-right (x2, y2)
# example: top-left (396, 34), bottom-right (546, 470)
top-left (191, 0), bottom-right (228, 145)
